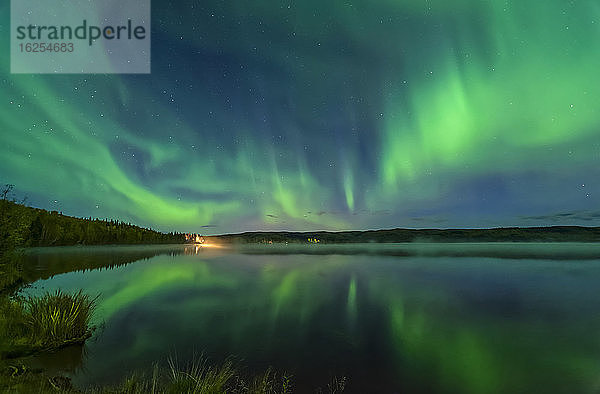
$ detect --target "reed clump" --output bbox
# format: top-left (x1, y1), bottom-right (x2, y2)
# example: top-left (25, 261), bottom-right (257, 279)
top-left (0, 290), bottom-right (97, 358)
top-left (88, 356), bottom-right (343, 394)
top-left (24, 289), bottom-right (97, 348)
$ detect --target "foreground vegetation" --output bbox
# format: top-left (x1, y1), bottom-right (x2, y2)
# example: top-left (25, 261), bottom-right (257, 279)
top-left (0, 291), bottom-right (96, 391)
top-left (90, 358), bottom-right (296, 394)
top-left (0, 289), bottom-right (98, 392)
top-left (0, 290), bottom-right (97, 358)
top-left (2, 354), bottom-right (346, 393)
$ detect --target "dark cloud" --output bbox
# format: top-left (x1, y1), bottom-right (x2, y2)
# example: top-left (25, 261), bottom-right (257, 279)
top-left (521, 211), bottom-right (600, 222)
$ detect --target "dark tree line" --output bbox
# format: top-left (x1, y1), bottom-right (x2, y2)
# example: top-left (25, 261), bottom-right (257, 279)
top-left (0, 185), bottom-right (184, 249)
top-left (214, 227), bottom-right (600, 244)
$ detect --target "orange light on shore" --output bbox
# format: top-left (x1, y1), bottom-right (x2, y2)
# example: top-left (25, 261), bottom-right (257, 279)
top-left (185, 233), bottom-right (223, 252)
top-left (185, 241), bottom-right (224, 255)
top-left (198, 242), bottom-right (222, 248)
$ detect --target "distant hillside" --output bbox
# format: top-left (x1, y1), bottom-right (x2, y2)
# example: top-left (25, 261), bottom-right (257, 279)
top-left (0, 199), bottom-right (184, 250)
top-left (209, 226), bottom-right (600, 244)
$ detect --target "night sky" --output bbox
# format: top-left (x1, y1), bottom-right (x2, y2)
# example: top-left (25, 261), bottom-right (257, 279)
top-left (1, 1), bottom-right (599, 233)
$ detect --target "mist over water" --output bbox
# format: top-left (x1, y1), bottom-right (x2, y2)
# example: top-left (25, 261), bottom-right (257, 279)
top-left (23, 244), bottom-right (600, 393)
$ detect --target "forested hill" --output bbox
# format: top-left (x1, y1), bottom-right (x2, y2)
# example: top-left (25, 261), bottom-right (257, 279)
top-left (0, 199), bottom-right (184, 249)
top-left (210, 226), bottom-right (600, 244)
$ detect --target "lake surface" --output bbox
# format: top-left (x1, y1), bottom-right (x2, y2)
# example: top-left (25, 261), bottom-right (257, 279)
top-left (21, 243), bottom-right (600, 393)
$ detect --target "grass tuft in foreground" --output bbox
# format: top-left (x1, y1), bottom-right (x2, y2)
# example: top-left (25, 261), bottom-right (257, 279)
top-left (0, 289), bottom-right (97, 358)
top-left (246, 366), bottom-right (292, 394)
top-left (165, 355), bottom-right (236, 394)
top-left (25, 289), bottom-right (97, 348)
top-left (89, 356), bottom-right (339, 394)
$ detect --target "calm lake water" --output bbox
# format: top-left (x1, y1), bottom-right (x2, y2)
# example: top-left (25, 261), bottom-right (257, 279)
top-left (21, 243), bottom-right (600, 393)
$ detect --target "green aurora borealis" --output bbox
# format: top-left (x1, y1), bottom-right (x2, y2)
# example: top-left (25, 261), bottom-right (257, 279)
top-left (1, 1), bottom-right (599, 232)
